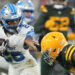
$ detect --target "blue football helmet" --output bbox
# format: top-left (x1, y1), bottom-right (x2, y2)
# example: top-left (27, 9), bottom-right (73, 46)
top-left (1, 3), bottom-right (23, 33)
top-left (16, 0), bottom-right (34, 24)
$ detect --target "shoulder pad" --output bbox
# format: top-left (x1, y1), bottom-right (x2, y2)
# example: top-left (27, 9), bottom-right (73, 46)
top-left (23, 24), bottom-right (34, 30)
top-left (18, 24), bottom-right (34, 36)
top-left (70, 8), bottom-right (75, 15)
top-left (40, 5), bottom-right (48, 13)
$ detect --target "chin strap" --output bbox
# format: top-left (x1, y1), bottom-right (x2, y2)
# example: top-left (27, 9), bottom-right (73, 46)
top-left (53, 4), bottom-right (64, 9)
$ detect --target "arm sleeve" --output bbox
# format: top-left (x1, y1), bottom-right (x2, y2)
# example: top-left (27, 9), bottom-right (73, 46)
top-left (26, 29), bottom-right (35, 38)
top-left (69, 9), bottom-right (75, 33)
top-left (34, 11), bottom-right (47, 33)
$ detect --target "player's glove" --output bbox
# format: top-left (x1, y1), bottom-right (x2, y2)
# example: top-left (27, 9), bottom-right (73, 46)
top-left (34, 44), bottom-right (41, 51)
top-left (67, 32), bottom-right (75, 41)
top-left (0, 38), bottom-right (8, 53)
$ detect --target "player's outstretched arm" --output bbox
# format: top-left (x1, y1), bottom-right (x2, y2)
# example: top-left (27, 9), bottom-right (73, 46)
top-left (24, 37), bottom-right (37, 51)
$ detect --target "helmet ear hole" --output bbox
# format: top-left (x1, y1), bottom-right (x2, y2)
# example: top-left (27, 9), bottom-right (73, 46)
top-left (52, 36), bottom-right (55, 38)
top-left (53, 49), bottom-right (56, 52)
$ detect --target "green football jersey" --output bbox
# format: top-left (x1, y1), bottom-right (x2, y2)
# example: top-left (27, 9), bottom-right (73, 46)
top-left (34, 5), bottom-right (75, 37)
top-left (58, 44), bottom-right (75, 72)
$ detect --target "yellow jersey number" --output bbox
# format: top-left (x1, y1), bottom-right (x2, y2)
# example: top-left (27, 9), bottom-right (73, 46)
top-left (45, 16), bottom-right (69, 31)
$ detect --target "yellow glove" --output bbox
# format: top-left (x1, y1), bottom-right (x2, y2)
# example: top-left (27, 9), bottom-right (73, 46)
top-left (67, 32), bottom-right (75, 41)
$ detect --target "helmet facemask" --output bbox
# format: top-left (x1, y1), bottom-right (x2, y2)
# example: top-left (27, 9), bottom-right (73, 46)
top-left (6, 17), bottom-right (21, 33)
top-left (42, 47), bottom-right (61, 65)
top-left (42, 49), bottom-right (55, 66)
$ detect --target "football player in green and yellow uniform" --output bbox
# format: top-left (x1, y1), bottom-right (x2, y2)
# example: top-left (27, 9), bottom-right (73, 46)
top-left (34, 0), bottom-right (75, 41)
top-left (34, 0), bottom-right (75, 75)
top-left (41, 32), bottom-right (75, 75)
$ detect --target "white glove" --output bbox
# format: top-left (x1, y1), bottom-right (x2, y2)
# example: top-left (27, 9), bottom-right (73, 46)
top-left (0, 39), bottom-right (7, 53)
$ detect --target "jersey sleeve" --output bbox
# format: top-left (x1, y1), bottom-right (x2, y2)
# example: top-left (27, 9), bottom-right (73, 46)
top-left (65, 44), bottom-right (75, 64)
top-left (34, 5), bottom-right (48, 33)
top-left (18, 24), bottom-right (35, 38)
top-left (26, 29), bottom-right (34, 38)
top-left (69, 8), bottom-right (75, 33)
top-left (57, 44), bottom-right (75, 72)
